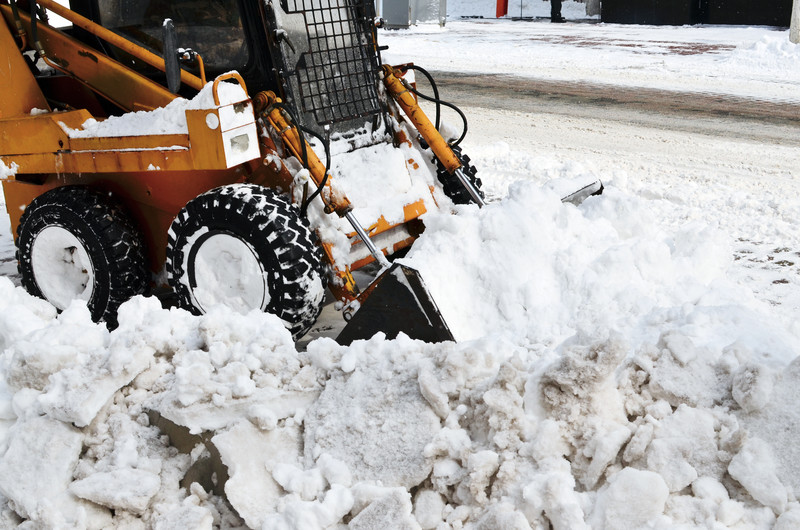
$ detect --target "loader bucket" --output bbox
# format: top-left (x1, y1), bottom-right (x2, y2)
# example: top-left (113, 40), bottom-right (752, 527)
top-left (336, 263), bottom-right (455, 345)
top-left (561, 180), bottom-right (604, 206)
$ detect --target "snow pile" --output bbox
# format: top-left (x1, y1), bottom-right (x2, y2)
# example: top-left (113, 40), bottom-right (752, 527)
top-left (404, 180), bottom-right (791, 352)
top-left (2, 18), bottom-right (800, 527)
top-left (720, 34), bottom-right (800, 88)
top-left (0, 176), bottom-right (798, 528)
top-left (63, 80), bottom-right (248, 138)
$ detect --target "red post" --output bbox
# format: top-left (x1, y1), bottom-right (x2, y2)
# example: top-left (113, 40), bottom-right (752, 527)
top-left (496, 0), bottom-right (508, 18)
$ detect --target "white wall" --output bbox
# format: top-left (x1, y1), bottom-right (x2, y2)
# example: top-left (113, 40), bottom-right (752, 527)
top-left (380, 0), bottom-right (446, 28)
top-left (413, 0), bottom-right (447, 25)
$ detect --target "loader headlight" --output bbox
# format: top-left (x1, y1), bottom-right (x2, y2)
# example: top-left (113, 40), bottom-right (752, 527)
top-left (206, 113), bottom-right (220, 130)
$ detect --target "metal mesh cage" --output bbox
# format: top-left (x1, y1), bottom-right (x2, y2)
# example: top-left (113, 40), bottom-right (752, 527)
top-left (281, 0), bottom-right (382, 129)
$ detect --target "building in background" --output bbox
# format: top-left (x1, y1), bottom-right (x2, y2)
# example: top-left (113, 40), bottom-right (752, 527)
top-left (489, 0), bottom-right (792, 26)
top-left (600, 0), bottom-right (793, 26)
top-left (381, 0), bottom-right (447, 29)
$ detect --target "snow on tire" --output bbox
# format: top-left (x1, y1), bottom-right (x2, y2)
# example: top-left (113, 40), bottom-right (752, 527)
top-left (166, 184), bottom-right (327, 340)
top-left (16, 186), bottom-right (148, 325)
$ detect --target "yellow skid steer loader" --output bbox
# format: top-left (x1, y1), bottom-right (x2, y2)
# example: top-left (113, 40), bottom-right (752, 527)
top-left (0, 0), bottom-right (598, 343)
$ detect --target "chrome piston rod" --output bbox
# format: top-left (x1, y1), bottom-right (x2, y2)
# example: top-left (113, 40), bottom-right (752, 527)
top-left (454, 167), bottom-right (486, 207)
top-left (345, 211), bottom-right (391, 269)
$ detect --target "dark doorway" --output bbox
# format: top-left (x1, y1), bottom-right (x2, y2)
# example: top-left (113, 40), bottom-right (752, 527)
top-left (602, 0), bottom-right (792, 26)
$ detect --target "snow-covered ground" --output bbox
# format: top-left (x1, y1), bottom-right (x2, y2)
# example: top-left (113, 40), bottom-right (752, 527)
top-left (384, 1), bottom-right (800, 103)
top-left (1, 5), bottom-right (800, 529)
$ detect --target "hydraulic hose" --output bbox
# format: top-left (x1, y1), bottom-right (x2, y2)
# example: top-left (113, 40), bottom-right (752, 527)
top-left (259, 99), bottom-right (388, 269)
top-left (29, 0), bottom-right (40, 54)
top-left (399, 64), bottom-right (441, 131)
top-left (28, 0), bottom-right (56, 71)
top-left (261, 102), bottom-right (331, 218)
top-left (9, 0), bottom-right (27, 49)
top-left (297, 125), bottom-right (331, 217)
top-left (397, 64), bottom-right (469, 147)
top-left (262, 102), bottom-right (308, 167)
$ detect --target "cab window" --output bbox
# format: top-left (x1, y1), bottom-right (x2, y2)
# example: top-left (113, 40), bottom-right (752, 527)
top-left (95, 0), bottom-right (249, 75)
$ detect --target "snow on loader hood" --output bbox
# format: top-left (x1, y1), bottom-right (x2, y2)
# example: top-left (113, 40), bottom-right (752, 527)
top-left (0, 176), bottom-right (798, 529)
top-left (62, 80), bottom-right (249, 138)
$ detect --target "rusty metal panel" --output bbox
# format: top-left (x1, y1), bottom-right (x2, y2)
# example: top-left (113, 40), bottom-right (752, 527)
top-left (0, 114), bottom-right (74, 156)
top-left (11, 9), bottom-right (177, 113)
top-left (69, 134), bottom-right (191, 152)
top-left (56, 149), bottom-right (195, 174)
top-left (0, 8), bottom-right (50, 118)
top-left (186, 109), bottom-right (228, 169)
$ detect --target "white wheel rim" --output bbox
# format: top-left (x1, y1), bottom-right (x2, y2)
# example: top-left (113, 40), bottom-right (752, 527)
top-left (31, 226), bottom-right (95, 310)
top-left (190, 233), bottom-right (270, 314)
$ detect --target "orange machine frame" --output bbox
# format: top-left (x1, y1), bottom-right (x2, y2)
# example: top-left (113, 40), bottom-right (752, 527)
top-left (0, 0), bottom-right (464, 308)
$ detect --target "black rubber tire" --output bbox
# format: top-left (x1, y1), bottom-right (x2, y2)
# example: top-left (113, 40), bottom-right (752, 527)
top-left (435, 146), bottom-right (484, 205)
top-left (16, 186), bottom-right (148, 325)
top-left (166, 184), bottom-right (327, 340)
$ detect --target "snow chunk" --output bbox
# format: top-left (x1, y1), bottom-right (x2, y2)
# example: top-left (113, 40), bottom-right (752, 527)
top-left (169, 307), bottom-right (299, 408)
top-left (647, 331), bottom-right (730, 408)
top-left (212, 420), bottom-right (301, 529)
top-left (1, 299), bottom-right (154, 427)
top-left (691, 476), bottom-right (729, 504)
top-left (144, 305), bottom-right (313, 434)
top-left (473, 502), bottom-right (531, 530)
top-left (261, 484), bottom-right (353, 529)
top-left (273, 462), bottom-right (326, 501)
top-left (737, 356), bottom-right (800, 498)
top-left (69, 468), bottom-right (161, 514)
top-left (590, 468), bottom-right (668, 529)
top-left (728, 437), bottom-right (788, 513)
top-left (775, 505), bottom-right (800, 530)
top-left (0, 416), bottom-right (101, 526)
top-left (304, 349), bottom-right (441, 488)
top-left (153, 386), bottom-right (317, 436)
top-left (0, 277), bottom-right (57, 355)
top-left (539, 334), bottom-right (627, 425)
top-left (732, 362), bottom-right (775, 413)
top-left (153, 503), bottom-right (213, 530)
top-left (403, 182), bottom-right (734, 344)
top-left (413, 489), bottom-right (446, 530)
top-left (521, 469), bottom-right (589, 530)
top-left (645, 405), bottom-right (724, 492)
top-left (4, 303), bottom-right (107, 393)
top-left (39, 325), bottom-right (155, 426)
top-left (349, 489), bottom-right (419, 530)
top-left (538, 335), bottom-right (630, 489)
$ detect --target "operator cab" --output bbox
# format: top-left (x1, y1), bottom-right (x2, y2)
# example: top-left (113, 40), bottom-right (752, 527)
top-left (68, 0), bottom-right (276, 96)
top-left (93, 0), bottom-right (251, 76)
top-left (22, 0), bottom-right (388, 143)
top-left (67, 0), bottom-right (386, 139)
